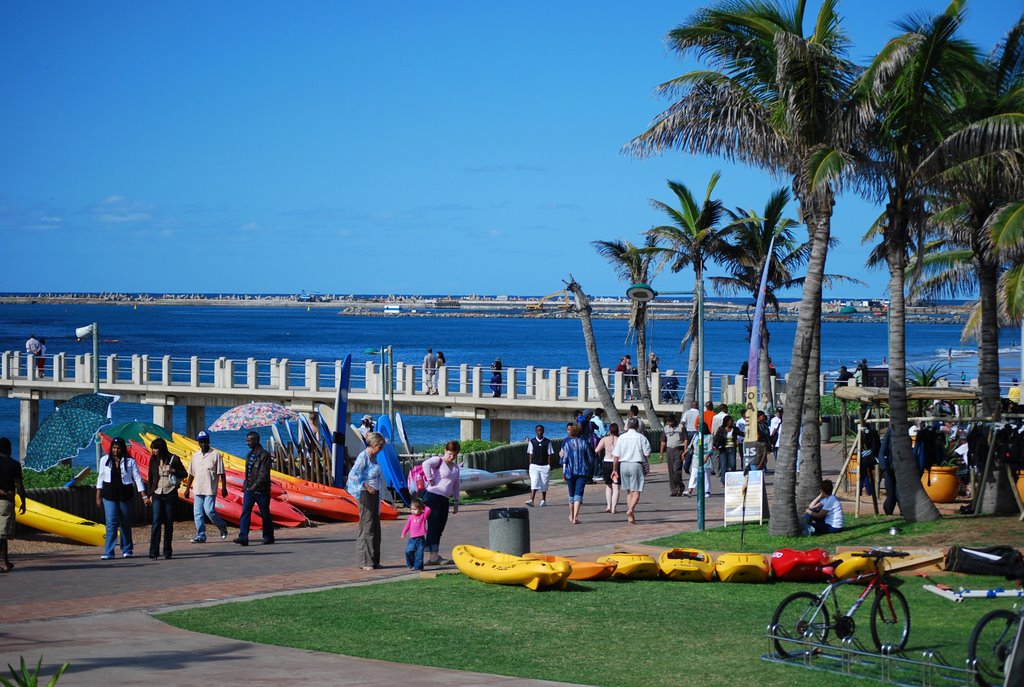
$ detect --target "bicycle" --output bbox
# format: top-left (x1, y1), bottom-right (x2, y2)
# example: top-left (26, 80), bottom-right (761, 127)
top-left (967, 603), bottom-right (1021, 687)
top-left (770, 547), bottom-right (912, 658)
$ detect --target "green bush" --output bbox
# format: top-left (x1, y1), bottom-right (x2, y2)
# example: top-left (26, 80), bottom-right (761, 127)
top-left (419, 439), bottom-right (504, 456)
top-left (22, 465), bottom-right (96, 490)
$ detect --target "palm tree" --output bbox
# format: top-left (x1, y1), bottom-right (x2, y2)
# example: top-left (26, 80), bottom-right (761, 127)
top-left (592, 237), bottom-right (663, 430)
top-left (628, 0), bottom-right (860, 535)
top-left (647, 173), bottom-right (732, 407)
top-left (856, 1), bottom-right (1024, 521)
top-left (712, 187), bottom-right (805, 410)
top-left (565, 276), bottom-right (623, 428)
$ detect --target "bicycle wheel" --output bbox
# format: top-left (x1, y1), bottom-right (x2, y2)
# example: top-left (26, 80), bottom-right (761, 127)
top-left (967, 608), bottom-right (1019, 687)
top-left (771, 591), bottom-right (830, 658)
top-left (870, 587), bottom-right (910, 652)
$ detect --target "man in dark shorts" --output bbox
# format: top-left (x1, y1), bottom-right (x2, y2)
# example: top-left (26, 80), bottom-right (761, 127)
top-left (0, 437), bottom-right (27, 572)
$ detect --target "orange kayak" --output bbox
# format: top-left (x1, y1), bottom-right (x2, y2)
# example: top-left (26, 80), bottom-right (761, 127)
top-left (524, 553), bottom-right (617, 581)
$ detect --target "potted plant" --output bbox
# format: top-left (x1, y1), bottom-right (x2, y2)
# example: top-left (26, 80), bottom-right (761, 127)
top-left (920, 451), bottom-right (961, 504)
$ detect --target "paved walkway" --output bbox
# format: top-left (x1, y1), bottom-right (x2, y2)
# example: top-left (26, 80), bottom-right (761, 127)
top-left (1, 445), bottom-right (846, 686)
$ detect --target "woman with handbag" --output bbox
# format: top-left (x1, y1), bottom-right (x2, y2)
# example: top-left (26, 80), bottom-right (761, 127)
top-left (146, 438), bottom-right (187, 560)
top-left (560, 422), bottom-right (593, 524)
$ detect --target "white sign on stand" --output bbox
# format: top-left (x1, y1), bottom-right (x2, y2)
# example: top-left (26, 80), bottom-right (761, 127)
top-left (724, 470), bottom-right (764, 525)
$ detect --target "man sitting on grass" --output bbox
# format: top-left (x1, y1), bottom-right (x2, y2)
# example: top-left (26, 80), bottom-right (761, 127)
top-left (803, 479), bottom-right (844, 535)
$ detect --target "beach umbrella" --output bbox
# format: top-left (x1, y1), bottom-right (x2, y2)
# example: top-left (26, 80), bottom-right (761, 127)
top-left (24, 393), bottom-right (119, 471)
top-left (208, 402), bottom-right (300, 432)
top-left (105, 421), bottom-right (172, 445)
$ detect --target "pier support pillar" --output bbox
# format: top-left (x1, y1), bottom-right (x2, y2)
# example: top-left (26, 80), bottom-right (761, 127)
top-left (185, 406), bottom-right (205, 440)
top-left (459, 419), bottom-right (482, 442)
top-left (152, 405), bottom-right (174, 433)
top-left (19, 399), bottom-right (39, 459)
top-left (489, 419), bottom-right (511, 443)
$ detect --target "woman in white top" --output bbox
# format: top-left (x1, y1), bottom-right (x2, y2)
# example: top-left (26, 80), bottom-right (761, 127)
top-left (95, 437), bottom-right (150, 560)
top-left (595, 423), bottom-right (620, 513)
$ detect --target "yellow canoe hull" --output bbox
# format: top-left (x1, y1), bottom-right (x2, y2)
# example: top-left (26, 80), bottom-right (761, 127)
top-left (454, 545), bottom-right (572, 590)
top-left (14, 496), bottom-right (105, 547)
top-left (659, 548), bottom-right (715, 581)
top-left (715, 553), bottom-right (770, 583)
top-left (833, 553), bottom-right (877, 581)
top-left (597, 552), bottom-right (660, 580)
top-left (524, 553), bottom-right (617, 581)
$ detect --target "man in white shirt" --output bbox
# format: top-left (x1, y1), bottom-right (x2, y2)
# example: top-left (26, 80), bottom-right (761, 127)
top-left (681, 402), bottom-right (700, 442)
top-left (183, 430), bottom-right (229, 543)
top-left (611, 418), bottom-right (651, 524)
top-left (711, 403), bottom-right (729, 436)
top-left (769, 408), bottom-right (783, 462)
top-left (803, 479), bottom-right (844, 535)
top-left (422, 348), bottom-right (438, 395)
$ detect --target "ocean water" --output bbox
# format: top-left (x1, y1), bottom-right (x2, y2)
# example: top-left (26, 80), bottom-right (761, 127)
top-left (1, 304), bottom-right (1020, 463)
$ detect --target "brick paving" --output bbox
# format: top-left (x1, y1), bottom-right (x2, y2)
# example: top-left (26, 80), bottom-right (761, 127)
top-left (0, 445), bottom-right (847, 685)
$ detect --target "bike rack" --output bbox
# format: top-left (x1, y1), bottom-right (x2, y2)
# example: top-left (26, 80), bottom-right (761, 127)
top-left (765, 623), bottom-right (976, 686)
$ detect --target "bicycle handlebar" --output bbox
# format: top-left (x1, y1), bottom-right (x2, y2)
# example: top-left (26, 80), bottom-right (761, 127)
top-left (851, 547), bottom-right (910, 559)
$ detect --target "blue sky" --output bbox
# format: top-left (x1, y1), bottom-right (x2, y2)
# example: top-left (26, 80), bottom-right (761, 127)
top-left (0, 1), bottom-right (1016, 299)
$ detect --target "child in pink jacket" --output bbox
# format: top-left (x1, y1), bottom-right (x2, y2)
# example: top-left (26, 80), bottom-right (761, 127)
top-left (401, 498), bottom-right (431, 571)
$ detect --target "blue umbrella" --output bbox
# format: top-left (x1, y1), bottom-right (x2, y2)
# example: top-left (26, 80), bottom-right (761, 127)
top-left (24, 393), bottom-right (119, 471)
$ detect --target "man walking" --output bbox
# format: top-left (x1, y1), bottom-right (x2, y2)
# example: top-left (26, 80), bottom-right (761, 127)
top-left (0, 437), bottom-right (27, 572)
top-left (525, 424), bottom-right (554, 507)
top-left (234, 431), bottom-right (275, 546)
top-left (422, 347), bottom-right (438, 395)
top-left (611, 418), bottom-right (651, 524)
top-left (661, 415), bottom-right (687, 497)
top-left (183, 430), bottom-right (229, 543)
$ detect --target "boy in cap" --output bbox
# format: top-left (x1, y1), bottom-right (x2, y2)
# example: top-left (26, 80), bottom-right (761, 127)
top-left (183, 430), bottom-right (229, 542)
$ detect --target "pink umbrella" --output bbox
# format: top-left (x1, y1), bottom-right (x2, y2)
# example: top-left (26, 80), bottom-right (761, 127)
top-left (208, 402), bottom-right (300, 432)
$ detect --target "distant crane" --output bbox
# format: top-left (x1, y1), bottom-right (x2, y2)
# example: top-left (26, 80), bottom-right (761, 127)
top-left (526, 290), bottom-right (574, 312)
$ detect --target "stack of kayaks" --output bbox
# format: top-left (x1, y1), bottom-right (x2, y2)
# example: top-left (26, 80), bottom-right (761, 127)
top-left (453, 545), bottom-right (573, 590)
top-left (156, 433), bottom-right (397, 521)
top-left (658, 548), bottom-right (715, 581)
top-left (524, 553), bottom-right (618, 581)
top-left (714, 553), bottom-right (770, 583)
top-left (769, 548), bottom-right (831, 582)
top-left (597, 552), bottom-right (660, 580)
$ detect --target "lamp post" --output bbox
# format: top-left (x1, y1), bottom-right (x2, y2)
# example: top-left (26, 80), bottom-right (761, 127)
top-left (626, 280), bottom-right (706, 530)
top-left (75, 323), bottom-right (100, 469)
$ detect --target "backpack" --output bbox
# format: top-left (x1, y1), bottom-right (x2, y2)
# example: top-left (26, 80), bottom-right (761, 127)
top-left (945, 545), bottom-right (1024, 579)
top-left (408, 464), bottom-right (427, 495)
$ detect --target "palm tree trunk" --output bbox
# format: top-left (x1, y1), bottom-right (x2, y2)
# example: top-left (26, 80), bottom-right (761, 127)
top-left (886, 253), bottom-right (941, 522)
top-left (566, 278), bottom-right (623, 427)
top-left (770, 190), bottom-right (832, 536)
top-left (977, 260), bottom-right (1016, 514)
top-left (797, 316), bottom-right (823, 508)
top-left (635, 305), bottom-right (662, 430)
top-left (758, 320), bottom-right (772, 411)
top-left (682, 305), bottom-right (699, 405)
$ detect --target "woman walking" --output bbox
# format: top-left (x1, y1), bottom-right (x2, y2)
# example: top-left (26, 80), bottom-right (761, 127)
top-left (595, 423), bottom-right (619, 513)
top-left (421, 440), bottom-right (461, 565)
top-left (347, 432), bottom-right (386, 570)
top-left (146, 438), bottom-right (187, 560)
top-left (560, 423), bottom-right (593, 524)
top-left (96, 437), bottom-right (149, 560)
top-left (713, 415), bottom-right (740, 484)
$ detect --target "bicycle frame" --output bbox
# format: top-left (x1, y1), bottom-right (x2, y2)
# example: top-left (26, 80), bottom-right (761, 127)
top-left (813, 564), bottom-right (899, 627)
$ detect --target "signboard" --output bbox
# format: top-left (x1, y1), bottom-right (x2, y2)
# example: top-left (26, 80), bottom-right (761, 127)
top-left (724, 470), bottom-right (764, 526)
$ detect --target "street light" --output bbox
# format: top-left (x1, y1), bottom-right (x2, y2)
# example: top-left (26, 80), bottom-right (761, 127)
top-left (75, 322), bottom-right (101, 469)
top-left (626, 280), bottom-right (706, 530)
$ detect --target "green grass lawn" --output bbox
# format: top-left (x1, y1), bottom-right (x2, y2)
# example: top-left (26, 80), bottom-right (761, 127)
top-left (159, 516), bottom-right (1024, 687)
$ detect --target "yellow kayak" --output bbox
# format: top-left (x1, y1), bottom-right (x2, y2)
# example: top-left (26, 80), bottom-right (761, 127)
top-left (597, 552), bottom-right (660, 580)
top-left (658, 548), bottom-right (715, 581)
top-left (715, 553), bottom-right (770, 583)
top-left (14, 495), bottom-right (105, 547)
top-left (833, 552), bottom-right (877, 581)
top-left (453, 544), bottom-right (572, 590)
top-left (524, 553), bottom-right (617, 581)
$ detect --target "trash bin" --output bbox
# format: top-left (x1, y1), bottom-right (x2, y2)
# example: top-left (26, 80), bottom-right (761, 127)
top-left (488, 507), bottom-right (530, 556)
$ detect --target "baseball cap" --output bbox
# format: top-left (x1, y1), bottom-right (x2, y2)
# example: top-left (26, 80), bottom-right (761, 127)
top-left (196, 430), bottom-right (210, 441)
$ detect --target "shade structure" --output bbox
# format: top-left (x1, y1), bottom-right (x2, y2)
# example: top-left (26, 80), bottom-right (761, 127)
top-left (208, 402), bottom-right (300, 432)
top-left (24, 393), bottom-right (119, 471)
top-left (105, 421), bottom-right (173, 445)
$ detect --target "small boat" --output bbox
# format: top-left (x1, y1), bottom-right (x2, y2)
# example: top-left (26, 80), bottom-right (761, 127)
top-left (715, 553), bottom-right (770, 583)
top-left (524, 553), bottom-right (617, 581)
top-left (832, 552), bottom-right (877, 581)
top-left (658, 548), bottom-right (715, 581)
top-left (597, 552), bottom-right (660, 580)
top-left (453, 544), bottom-right (572, 590)
top-left (770, 548), bottom-right (831, 582)
top-left (16, 496), bottom-right (105, 547)
top-left (459, 468), bottom-right (529, 492)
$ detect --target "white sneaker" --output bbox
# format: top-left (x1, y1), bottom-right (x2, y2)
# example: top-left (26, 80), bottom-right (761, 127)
top-left (539, 500), bottom-right (546, 507)
top-left (525, 500), bottom-right (535, 507)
